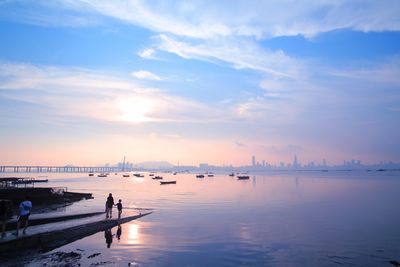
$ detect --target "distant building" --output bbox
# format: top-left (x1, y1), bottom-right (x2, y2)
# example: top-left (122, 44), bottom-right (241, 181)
top-left (199, 163), bottom-right (209, 170)
top-left (293, 155), bottom-right (300, 169)
top-left (322, 159), bottom-right (327, 166)
top-left (252, 155), bottom-right (256, 167)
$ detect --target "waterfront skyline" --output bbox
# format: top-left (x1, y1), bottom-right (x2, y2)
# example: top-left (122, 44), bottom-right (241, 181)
top-left (1, 1), bottom-right (400, 166)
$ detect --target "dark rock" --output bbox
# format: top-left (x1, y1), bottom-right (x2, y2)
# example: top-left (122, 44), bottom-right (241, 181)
top-left (87, 253), bottom-right (101, 259)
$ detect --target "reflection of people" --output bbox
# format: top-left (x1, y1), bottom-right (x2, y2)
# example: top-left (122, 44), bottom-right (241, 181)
top-left (104, 228), bottom-right (113, 248)
top-left (116, 224), bottom-right (122, 241)
top-left (16, 196), bottom-right (32, 236)
top-left (106, 193), bottom-right (114, 219)
top-left (0, 200), bottom-right (9, 238)
top-left (116, 199), bottom-right (123, 219)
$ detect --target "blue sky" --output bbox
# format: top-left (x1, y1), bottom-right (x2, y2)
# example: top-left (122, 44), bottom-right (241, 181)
top-left (0, 0), bottom-right (399, 166)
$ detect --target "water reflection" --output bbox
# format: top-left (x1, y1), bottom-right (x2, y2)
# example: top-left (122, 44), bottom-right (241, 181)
top-left (117, 224), bottom-right (122, 241)
top-left (21, 171), bottom-right (400, 266)
top-left (104, 228), bottom-right (113, 248)
top-left (128, 223), bottom-right (139, 244)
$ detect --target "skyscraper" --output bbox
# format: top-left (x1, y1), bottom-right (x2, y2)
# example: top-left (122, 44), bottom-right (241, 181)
top-left (252, 155), bottom-right (256, 167)
top-left (293, 155), bottom-right (300, 169)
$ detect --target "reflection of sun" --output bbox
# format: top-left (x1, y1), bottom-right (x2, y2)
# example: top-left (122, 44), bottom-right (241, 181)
top-left (128, 223), bottom-right (140, 244)
top-left (117, 97), bottom-right (153, 123)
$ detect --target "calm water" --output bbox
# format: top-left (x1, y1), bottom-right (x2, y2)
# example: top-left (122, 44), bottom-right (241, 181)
top-left (3, 171), bottom-right (400, 266)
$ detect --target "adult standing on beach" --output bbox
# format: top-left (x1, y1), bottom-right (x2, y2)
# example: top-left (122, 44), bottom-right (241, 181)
top-left (106, 193), bottom-right (114, 219)
top-left (0, 200), bottom-right (9, 237)
top-left (16, 196), bottom-right (32, 236)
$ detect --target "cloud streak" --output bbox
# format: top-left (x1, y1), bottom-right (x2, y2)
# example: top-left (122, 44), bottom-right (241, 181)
top-left (131, 70), bottom-right (162, 81)
top-left (35, 0), bottom-right (400, 38)
top-left (156, 34), bottom-right (300, 78)
top-left (0, 62), bottom-right (235, 124)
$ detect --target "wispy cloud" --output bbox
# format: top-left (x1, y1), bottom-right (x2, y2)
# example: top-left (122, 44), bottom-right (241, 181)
top-left (0, 62), bottom-right (234, 124)
top-left (34, 0), bottom-right (400, 38)
top-left (4, 0), bottom-right (398, 81)
top-left (131, 70), bottom-right (162, 81)
top-left (156, 34), bottom-right (299, 78)
top-left (138, 48), bottom-right (158, 60)
top-left (234, 141), bottom-right (246, 147)
top-left (0, 0), bottom-right (102, 27)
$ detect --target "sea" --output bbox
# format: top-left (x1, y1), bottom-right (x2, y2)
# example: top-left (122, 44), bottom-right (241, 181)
top-left (2, 170), bottom-right (400, 266)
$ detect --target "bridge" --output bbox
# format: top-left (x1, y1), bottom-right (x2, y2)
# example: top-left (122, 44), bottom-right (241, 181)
top-left (0, 165), bottom-right (133, 173)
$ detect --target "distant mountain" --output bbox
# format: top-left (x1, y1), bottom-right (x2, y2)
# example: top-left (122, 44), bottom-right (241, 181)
top-left (137, 161), bottom-right (174, 169)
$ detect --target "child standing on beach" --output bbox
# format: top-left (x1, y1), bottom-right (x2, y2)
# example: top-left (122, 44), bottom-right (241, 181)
top-left (116, 199), bottom-right (123, 219)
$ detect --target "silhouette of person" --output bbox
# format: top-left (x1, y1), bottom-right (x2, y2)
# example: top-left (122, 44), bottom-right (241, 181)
top-left (104, 228), bottom-right (113, 248)
top-left (0, 200), bottom-right (9, 238)
top-left (16, 196), bottom-right (32, 236)
top-left (106, 193), bottom-right (114, 219)
top-left (116, 199), bottom-right (123, 219)
top-left (116, 224), bottom-right (122, 241)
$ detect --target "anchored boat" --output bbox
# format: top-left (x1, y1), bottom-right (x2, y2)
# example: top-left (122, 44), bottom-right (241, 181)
top-left (160, 181), bottom-right (176, 185)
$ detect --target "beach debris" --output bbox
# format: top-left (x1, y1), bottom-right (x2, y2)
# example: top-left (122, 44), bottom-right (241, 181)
top-left (90, 261), bottom-right (114, 266)
top-left (33, 251), bottom-right (82, 266)
top-left (87, 253), bottom-right (101, 259)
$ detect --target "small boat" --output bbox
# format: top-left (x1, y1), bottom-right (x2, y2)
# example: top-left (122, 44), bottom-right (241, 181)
top-left (98, 174), bottom-right (107, 177)
top-left (133, 173), bottom-right (144, 177)
top-left (160, 181), bottom-right (176, 185)
top-left (196, 174), bottom-right (205, 178)
top-left (88, 173), bottom-right (94, 176)
top-left (152, 176), bottom-right (163, 180)
top-left (237, 175), bottom-right (250, 180)
top-left (122, 174), bottom-right (130, 177)
top-left (173, 172), bottom-right (177, 175)
top-left (149, 173), bottom-right (155, 177)
top-left (34, 179), bottom-right (48, 183)
top-left (228, 173), bottom-right (234, 177)
top-left (207, 174), bottom-right (214, 177)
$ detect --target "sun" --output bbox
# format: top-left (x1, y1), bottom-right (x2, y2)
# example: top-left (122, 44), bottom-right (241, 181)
top-left (116, 97), bottom-right (153, 123)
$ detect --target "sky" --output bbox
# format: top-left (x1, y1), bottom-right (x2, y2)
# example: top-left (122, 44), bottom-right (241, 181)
top-left (0, 0), bottom-right (400, 166)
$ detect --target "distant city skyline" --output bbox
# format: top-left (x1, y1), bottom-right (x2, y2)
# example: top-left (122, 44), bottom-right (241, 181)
top-left (105, 155), bottom-right (400, 171)
top-left (1, 1), bottom-right (399, 166)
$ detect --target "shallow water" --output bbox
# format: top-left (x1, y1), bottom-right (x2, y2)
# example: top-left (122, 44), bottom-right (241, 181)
top-left (3, 171), bottom-right (400, 266)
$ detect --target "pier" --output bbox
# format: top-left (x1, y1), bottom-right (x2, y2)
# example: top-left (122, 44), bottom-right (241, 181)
top-left (0, 165), bottom-right (132, 173)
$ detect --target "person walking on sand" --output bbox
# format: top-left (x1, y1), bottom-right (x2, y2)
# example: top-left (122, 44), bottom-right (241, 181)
top-left (16, 196), bottom-right (32, 236)
top-left (0, 200), bottom-right (9, 238)
top-left (116, 199), bottom-right (123, 219)
top-left (106, 193), bottom-right (114, 219)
